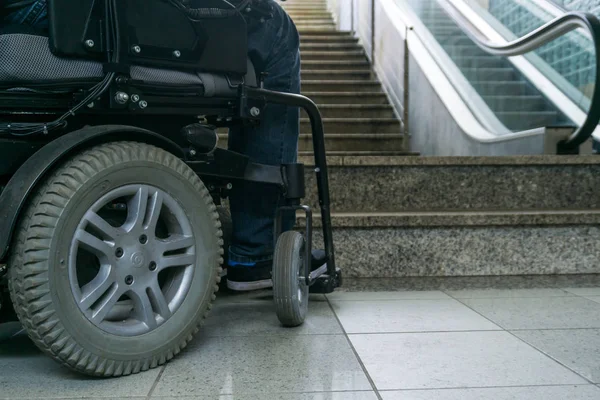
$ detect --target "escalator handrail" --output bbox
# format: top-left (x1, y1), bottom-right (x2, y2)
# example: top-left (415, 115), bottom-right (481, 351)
top-left (440, 1), bottom-right (600, 153)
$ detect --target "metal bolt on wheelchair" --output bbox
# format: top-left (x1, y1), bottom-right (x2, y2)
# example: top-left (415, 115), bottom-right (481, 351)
top-left (0, 0), bottom-right (341, 377)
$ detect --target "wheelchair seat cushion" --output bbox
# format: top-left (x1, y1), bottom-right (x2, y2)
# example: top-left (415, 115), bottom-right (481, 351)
top-left (0, 33), bottom-right (257, 96)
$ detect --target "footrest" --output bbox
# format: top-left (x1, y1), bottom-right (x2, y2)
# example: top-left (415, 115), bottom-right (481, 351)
top-left (309, 268), bottom-right (342, 294)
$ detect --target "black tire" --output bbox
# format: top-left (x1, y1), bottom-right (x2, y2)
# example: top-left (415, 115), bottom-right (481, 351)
top-left (7, 141), bottom-right (223, 377)
top-left (272, 231), bottom-right (308, 327)
top-left (216, 205), bottom-right (232, 290)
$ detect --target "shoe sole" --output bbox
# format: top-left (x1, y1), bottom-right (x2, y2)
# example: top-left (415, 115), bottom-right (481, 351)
top-left (227, 279), bottom-right (273, 292)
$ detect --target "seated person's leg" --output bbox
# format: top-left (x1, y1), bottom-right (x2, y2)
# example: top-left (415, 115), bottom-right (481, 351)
top-left (226, 1), bottom-right (301, 291)
top-left (1, 0), bottom-right (48, 28)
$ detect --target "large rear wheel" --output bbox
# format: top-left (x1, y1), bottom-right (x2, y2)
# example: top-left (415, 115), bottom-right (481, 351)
top-left (8, 141), bottom-right (223, 376)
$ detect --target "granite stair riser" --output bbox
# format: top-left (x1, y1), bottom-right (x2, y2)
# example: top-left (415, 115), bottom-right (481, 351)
top-left (301, 61), bottom-right (371, 70)
top-left (301, 71), bottom-right (373, 81)
top-left (311, 225), bottom-right (600, 277)
top-left (300, 105), bottom-right (395, 119)
top-left (302, 92), bottom-right (390, 104)
top-left (302, 161), bottom-right (600, 212)
top-left (300, 118), bottom-right (401, 134)
top-left (300, 43), bottom-right (363, 51)
top-left (217, 134), bottom-right (404, 152)
top-left (296, 24), bottom-right (337, 30)
top-left (299, 36), bottom-right (359, 44)
top-left (292, 19), bottom-right (335, 25)
top-left (301, 81), bottom-right (382, 92)
top-left (299, 30), bottom-right (354, 36)
top-left (300, 51), bottom-right (366, 61)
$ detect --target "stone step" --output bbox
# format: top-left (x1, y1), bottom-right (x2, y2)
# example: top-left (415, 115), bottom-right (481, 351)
top-left (300, 43), bottom-right (363, 51)
top-left (306, 210), bottom-right (600, 278)
top-left (287, 13), bottom-right (333, 19)
top-left (299, 35), bottom-right (359, 44)
top-left (290, 19), bottom-right (335, 25)
top-left (296, 24), bottom-right (337, 31)
top-left (299, 133), bottom-right (404, 151)
top-left (300, 118), bottom-right (401, 134)
top-left (299, 30), bottom-right (354, 36)
top-left (301, 60), bottom-right (371, 70)
top-left (299, 155), bottom-right (600, 213)
top-left (301, 70), bottom-right (372, 81)
top-left (300, 104), bottom-right (395, 118)
top-left (298, 150), bottom-right (415, 157)
top-left (303, 92), bottom-right (390, 104)
top-left (301, 80), bottom-right (382, 92)
top-left (218, 133), bottom-right (404, 152)
top-left (300, 50), bottom-right (366, 61)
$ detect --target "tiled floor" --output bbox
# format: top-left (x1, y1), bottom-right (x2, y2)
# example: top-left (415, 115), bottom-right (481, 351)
top-left (2, 276), bottom-right (600, 399)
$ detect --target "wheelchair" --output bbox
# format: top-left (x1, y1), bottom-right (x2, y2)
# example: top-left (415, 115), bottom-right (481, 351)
top-left (0, 0), bottom-right (341, 377)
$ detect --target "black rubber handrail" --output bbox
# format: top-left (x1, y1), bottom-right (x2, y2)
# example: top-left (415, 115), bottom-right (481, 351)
top-left (439, 1), bottom-right (600, 153)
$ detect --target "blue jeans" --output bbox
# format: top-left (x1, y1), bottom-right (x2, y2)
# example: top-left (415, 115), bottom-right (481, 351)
top-left (3, 0), bottom-right (301, 265)
top-left (2, 0), bottom-right (48, 28)
top-left (228, 1), bottom-right (301, 265)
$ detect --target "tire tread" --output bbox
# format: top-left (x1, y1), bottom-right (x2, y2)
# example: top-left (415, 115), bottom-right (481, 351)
top-left (8, 141), bottom-right (223, 377)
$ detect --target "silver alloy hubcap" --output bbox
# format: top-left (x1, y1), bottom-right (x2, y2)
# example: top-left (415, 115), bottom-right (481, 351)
top-left (69, 184), bottom-right (196, 336)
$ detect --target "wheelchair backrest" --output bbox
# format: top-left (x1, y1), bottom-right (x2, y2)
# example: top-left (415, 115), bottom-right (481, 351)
top-left (47, 0), bottom-right (248, 75)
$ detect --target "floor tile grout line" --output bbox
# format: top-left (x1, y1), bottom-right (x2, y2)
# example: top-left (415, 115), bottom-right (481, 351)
top-left (325, 294), bottom-right (384, 400)
top-left (375, 383), bottom-right (600, 392)
top-left (146, 364), bottom-right (167, 399)
top-left (449, 295), bottom-right (597, 386)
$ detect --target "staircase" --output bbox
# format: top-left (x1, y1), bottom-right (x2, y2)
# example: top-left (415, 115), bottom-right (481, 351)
top-left (418, 2), bottom-right (574, 132)
top-left (281, 0), bottom-right (409, 156)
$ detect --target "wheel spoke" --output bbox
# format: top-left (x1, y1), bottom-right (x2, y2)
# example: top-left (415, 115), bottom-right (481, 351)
top-left (90, 283), bottom-right (121, 324)
top-left (83, 211), bottom-right (120, 241)
top-left (126, 186), bottom-right (149, 232)
top-left (144, 190), bottom-right (164, 233)
top-left (130, 289), bottom-right (157, 330)
top-left (79, 266), bottom-right (115, 311)
top-left (157, 234), bottom-right (194, 254)
top-left (75, 229), bottom-right (114, 259)
top-left (147, 281), bottom-right (171, 320)
top-left (158, 253), bottom-right (196, 271)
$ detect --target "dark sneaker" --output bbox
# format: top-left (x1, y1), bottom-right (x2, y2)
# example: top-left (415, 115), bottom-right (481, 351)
top-left (226, 260), bottom-right (273, 292)
top-left (225, 250), bottom-right (329, 292)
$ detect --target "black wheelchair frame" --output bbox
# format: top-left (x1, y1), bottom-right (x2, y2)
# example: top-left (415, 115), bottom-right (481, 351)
top-left (0, 0), bottom-right (340, 300)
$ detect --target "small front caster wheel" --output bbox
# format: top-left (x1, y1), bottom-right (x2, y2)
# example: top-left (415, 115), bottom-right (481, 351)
top-left (273, 231), bottom-right (308, 327)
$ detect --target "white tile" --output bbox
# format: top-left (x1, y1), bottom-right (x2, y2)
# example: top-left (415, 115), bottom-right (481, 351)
top-left (349, 331), bottom-right (586, 390)
top-left (446, 288), bottom-right (571, 299)
top-left (331, 299), bottom-right (500, 333)
top-left (202, 300), bottom-right (342, 336)
top-left (564, 287), bottom-right (600, 296)
top-left (586, 296), bottom-right (600, 304)
top-left (0, 334), bottom-right (159, 398)
top-left (461, 296), bottom-right (600, 329)
top-left (513, 329), bottom-right (600, 383)
top-left (380, 385), bottom-right (600, 400)
top-left (151, 392), bottom-right (378, 400)
top-left (152, 335), bottom-right (372, 397)
top-left (326, 291), bottom-right (450, 301)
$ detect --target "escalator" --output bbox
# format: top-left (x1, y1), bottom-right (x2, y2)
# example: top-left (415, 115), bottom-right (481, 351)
top-left (382, 0), bottom-right (600, 155)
